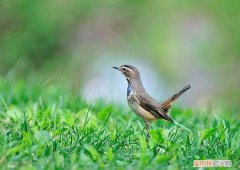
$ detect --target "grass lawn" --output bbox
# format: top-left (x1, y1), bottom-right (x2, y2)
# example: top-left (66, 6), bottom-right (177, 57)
top-left (0, 78), bottom-right (239, 169)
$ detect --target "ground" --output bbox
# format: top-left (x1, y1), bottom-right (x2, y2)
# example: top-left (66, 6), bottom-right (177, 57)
top-left (0, 78), bottom-right (239, 169)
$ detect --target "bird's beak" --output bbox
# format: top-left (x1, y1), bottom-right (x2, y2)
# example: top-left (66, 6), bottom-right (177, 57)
top-left (112, 66), bottom-right (120, 71)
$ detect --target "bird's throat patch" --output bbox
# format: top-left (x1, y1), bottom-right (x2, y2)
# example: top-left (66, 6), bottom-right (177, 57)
top-left (127, 84), bottom-right (132, 96)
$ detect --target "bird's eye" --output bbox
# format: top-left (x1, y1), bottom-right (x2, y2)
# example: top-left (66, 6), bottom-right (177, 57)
top-left (122, 68), bottom-right (126, 72)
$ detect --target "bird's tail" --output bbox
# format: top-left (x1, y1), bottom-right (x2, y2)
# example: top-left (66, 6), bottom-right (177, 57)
top-left (161, 85), bottom-right (191, 113)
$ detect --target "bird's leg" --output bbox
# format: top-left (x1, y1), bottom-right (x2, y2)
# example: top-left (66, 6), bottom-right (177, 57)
top-left (144, 121), bottom-right (151, 142)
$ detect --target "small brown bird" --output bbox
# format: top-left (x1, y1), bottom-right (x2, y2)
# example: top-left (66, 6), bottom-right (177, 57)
top-left (113, 65), bottom-right (191, 138)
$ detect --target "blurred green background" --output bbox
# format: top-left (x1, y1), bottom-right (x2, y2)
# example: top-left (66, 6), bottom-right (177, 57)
top-left (0, 0), bottom-right (239, 107)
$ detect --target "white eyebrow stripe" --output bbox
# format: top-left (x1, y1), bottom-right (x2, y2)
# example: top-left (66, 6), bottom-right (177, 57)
top-left (122, 66), bottom-right (132, 71)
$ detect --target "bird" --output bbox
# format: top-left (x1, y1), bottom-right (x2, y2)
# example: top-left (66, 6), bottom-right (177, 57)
top-left (113, 65), bottom-right (191, 139)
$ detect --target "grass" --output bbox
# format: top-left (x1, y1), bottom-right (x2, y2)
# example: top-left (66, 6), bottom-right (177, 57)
top-left (0, 78), bottom-right (239, 169)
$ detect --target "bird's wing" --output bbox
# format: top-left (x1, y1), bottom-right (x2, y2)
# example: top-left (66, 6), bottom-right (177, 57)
top-left (137, 95), bottom-right (174, 122)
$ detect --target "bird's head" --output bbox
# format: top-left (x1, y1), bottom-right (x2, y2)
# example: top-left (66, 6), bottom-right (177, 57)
top-left (113, 65), bottom-right (140, 82)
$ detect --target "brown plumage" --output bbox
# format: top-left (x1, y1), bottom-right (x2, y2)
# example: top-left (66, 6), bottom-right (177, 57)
top-left (113, 65), bottom-right (191, 139)
top-left (161, 85), bottom-right (191, 114)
